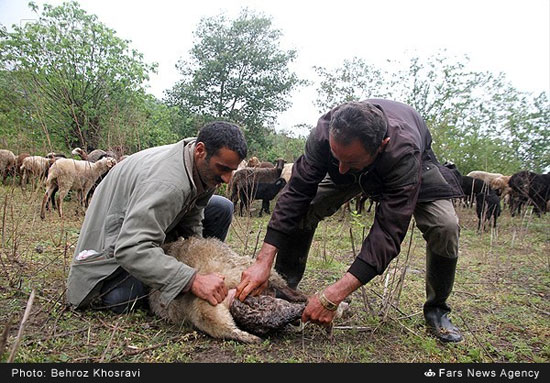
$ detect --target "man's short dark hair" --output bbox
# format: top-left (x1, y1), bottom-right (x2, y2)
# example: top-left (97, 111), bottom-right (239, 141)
top-left (329, 101), bottom-right (387, 155)
top-left (197, 121), bottom-right (247, 160)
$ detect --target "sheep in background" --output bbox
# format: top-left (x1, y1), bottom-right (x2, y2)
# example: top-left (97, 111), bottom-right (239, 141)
top-left (467, 170), bottom-right (504, 185)
top-left (342, 193), bottom-right (374, 218)
top-left (148, 236), bottom-right (311, 343)
top-left (489, 175), bottom-right (511, 196)
top-left (280, 163), bottom-right (293, 183)
top-left (72, 147), bottom-right (120, 204)
top-left (229, 158), bottom-right (285, 206)
top-left (476, 192), bottom-right (501, 232)
top-left (20, 155), bottom-right (55, 189)
top-left (0, 149), bottom-right (16, 184)
top-left (246, 157), bottom-right (260, 167)
top-left (509, 170), bottom-right (550, 217)
top-left (238, 177), bottom-right (287, 217)
top-left (40, 157), bottom-right (117, 219)
top-left (460, 175), bottom-right (493, 208)
top-left (72, 147), bottom-right (119, 162)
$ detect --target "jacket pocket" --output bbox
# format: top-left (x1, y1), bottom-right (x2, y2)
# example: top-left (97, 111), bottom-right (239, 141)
top-left (422, 161), bottom-right (447, 187)
top-left (103, 213), bottom-right (124, 258)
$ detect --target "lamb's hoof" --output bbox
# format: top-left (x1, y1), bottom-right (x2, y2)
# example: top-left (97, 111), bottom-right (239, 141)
top-left (237, 332), bottom-right (262, 344)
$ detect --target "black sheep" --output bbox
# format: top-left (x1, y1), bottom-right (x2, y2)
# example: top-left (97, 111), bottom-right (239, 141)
top-left (238, 178), bottom-right (287, 217)
top-left (476, 192), bottom-right (501, 232)
top-left (509, 171), bottom-right (550, 217)
top-left (460, 175), bottom-right (492, 208)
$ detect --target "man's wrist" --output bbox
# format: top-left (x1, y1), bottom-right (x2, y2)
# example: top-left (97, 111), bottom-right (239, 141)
top-left (318, 290), bottom-right (338, 311)
top-left (256, 242), bottom-right (278, 267)
top-left (324, 272), bottom-right (362, 303)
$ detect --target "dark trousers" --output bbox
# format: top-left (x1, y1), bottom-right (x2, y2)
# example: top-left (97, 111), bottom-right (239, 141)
top-left (99, 195), bottom-right (234, 313)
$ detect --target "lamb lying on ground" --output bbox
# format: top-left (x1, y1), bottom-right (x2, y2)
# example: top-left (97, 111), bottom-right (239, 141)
top-left (149, 236), bottom-right (337, 343)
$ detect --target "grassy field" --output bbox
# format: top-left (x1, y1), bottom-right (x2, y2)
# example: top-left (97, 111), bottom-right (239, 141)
top-left (0, 181), bottom-right (549, 363)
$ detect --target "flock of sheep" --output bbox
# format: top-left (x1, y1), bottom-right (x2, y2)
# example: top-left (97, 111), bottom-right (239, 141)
top-left (0, 147), bottom-right (126, 219)
top-left (0, 146), bottom-right (292, 221)
top-left (444, 164), bottom-right (550, 231)
top-left (1, 146), bottom-right (548, 232)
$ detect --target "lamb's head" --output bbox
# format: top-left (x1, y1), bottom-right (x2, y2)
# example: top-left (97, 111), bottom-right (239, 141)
top-left (71, 147), bottom-right (85, 157)
top-left (96, 157), bottom-right (118, 172)
top-left (247, 157), bottom-right (260, 167)
top-left (105, 157), bottom-right (118, 169)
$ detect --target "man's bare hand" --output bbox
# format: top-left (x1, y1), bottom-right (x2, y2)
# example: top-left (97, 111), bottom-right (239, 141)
top-left (235, 242), bottom-right (277, 301)
top-left (190, 273), bottom-right (228, 306)
top-left (301, 294), bottom-right (338, 326)
top-left (235, 261), bottom-right (270, 301)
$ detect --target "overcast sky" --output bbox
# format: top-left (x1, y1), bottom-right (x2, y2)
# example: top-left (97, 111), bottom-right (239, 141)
top-left (1, 0), bottom-right (549, 135)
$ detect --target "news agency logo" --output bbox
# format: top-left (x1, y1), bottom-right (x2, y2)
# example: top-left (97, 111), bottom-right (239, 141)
top-left (424, 369), bottom-right (436, 377)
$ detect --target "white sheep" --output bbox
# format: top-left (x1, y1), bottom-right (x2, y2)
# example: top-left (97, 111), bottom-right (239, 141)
top-left (466, 170), bottom-right (504, 185)
top-left (40, 157), bottom-right (117, 219)
top-left (149, 236), bottom-right (310, 343)
top-left (0, 149), bottom-right (16, 184)
top-left (20, 155), bottom-right (54, 188)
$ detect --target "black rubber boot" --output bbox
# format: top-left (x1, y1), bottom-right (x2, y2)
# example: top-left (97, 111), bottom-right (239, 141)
top-left (424, 255), bottom-right (463, 342)
top-left (274, 228), bottom-right (316, 289)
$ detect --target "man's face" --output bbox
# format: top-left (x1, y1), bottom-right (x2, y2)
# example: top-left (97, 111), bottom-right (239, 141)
top-left (195, 143), bottom-right (242, 188)
top-left (329, 135), bottom-right (388, 174)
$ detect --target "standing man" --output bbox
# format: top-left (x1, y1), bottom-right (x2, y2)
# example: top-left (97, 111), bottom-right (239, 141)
top-left (67, 121), bottom-right (247, 314)
top-left (236, 100), bottom-right (464, 342)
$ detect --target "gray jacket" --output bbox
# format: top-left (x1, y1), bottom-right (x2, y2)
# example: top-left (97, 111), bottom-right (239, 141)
top-left (66, 139), bottom-right (214, 309)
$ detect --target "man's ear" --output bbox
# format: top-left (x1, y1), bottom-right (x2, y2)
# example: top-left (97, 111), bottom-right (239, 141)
top-left (195, 142), bottom-right (207, 159)
top-left (378, 137), bottom-right (390, 153)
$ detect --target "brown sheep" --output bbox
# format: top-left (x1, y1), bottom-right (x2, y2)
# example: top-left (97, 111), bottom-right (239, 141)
top-left (15, 153), bottom-right (30, 182)
top-left (228, 159), bottom-right (285, 205)
top-left (489, 175), bottom-right (512, 198)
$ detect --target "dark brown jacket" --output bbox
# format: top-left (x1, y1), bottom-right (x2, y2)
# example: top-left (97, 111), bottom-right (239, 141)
top-left (265, 99), bottom-right (463, 283)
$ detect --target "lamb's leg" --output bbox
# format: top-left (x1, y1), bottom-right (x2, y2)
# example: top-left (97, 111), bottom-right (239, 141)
top-left (186, 291), bottom-right (261, 344)
top-left (40, 186), bottom-right (55, 220)
top-left (56, 189), bottom-right (68, 218)
top-left (20, 171), bottom-right (27, 191)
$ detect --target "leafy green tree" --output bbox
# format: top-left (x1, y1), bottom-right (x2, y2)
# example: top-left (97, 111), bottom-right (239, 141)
top-left (165, 8), bottom-right (306, 152)
top-left (254, 129), bottom-right (307, 163)
top-left (0, 1), bottom-right (157, 152)
top-left (313, 57), bottom-right (391, 113)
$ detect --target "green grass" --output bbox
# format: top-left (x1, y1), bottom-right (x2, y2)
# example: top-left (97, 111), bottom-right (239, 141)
top-left (0, 182), bottom-right (549, 363)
